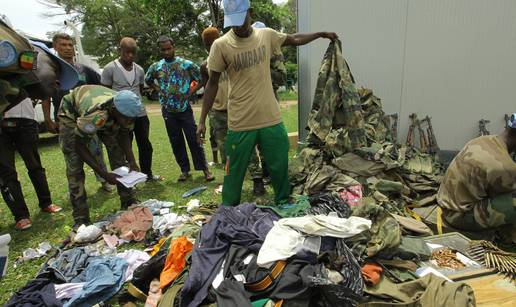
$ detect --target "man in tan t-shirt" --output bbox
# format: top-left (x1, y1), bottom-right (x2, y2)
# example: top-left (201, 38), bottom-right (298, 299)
top-left (200, 27), bottom-right (230, 166)
top-left (196, 0), bottom-right (337, 206)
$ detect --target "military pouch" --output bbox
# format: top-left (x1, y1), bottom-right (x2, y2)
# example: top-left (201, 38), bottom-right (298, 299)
top-left (377, 236), bottom-right (431, 262)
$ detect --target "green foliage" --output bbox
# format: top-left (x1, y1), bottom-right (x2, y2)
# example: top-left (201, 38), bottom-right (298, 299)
top-left (52, 0), bottom-right (297, 70)
top-left (278, 90), bottom-right (298, 102)
top-left (280, 0), bottom-right (297, 64)
top-left (285, 61), bottom-right (298, 86)
top-left (56, 0), bottom-right (211, 69)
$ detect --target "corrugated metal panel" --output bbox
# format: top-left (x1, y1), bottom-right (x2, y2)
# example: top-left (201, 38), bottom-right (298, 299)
top-left (399, 0), bottom-right (516, 149)
top-left (298, 0), bottom-right (516, 150)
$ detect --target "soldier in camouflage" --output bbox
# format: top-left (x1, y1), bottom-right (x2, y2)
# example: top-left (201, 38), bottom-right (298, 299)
top-left (437, 114), bottom-right (516, 242)
top-left (58, 85), bottom-right (142, 226)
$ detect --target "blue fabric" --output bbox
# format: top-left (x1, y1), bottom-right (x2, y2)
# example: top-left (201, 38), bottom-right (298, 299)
top-left (144, 57), bottom-right (200, 113)
top-left (63, 256), bottom-right (128, 307)
top-left (180, 203), bottom-right (278, 307)
top-left (6, 278), bottom-right (62, 307)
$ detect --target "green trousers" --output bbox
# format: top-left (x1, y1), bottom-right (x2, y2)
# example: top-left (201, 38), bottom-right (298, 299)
top-left (222, 123), bottom-right (291, 206)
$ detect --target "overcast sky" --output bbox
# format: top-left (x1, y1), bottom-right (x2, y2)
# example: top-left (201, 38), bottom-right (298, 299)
top-left (2, 0), bottom-right (288, 38)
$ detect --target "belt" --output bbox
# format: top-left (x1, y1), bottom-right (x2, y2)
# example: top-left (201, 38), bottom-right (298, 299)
top-left (244, 260), bottom-right (286, 292)
top-left (1, 120), bottom-right (16, 128)
top-left (1, 118), bottom-right (35, 127)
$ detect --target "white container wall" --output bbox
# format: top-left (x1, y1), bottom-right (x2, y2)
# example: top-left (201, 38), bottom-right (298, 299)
top-left (298, 0), bottom-right (516, 150)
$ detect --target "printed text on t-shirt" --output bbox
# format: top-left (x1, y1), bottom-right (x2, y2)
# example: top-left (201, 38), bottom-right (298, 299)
top-left (233, 45), bottom-right (266, 72)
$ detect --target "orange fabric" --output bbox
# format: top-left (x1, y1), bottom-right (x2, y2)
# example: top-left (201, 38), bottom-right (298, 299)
top-left (159, 236), bottom-right (193, 289)
top-left (190, 80), bottom-right (198, 93)
top-left (361, 263), bottom-right (383, 286)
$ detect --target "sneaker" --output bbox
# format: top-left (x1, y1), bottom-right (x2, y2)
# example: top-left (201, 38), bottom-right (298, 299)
top-left (101, 182), bottom-right (116, 193)
top-left (42, 204), bottom-right (62, 213)
top-left (253, 178), bottom-right (266, 196)
top-left (15, 218), bottom-right (32, 230)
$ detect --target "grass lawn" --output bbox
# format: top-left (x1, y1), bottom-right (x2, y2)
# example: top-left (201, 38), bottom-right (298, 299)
top-left (0, 100), bottom-right (298, 303)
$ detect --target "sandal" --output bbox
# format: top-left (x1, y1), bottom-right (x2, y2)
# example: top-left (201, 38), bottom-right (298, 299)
top-left (205, 174), bottom-right (215, 182)
top-left (178, 173), bottom-right (191, 182)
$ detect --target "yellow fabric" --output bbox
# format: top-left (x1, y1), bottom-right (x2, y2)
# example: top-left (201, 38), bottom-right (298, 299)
top-left (207, 57), bottom-right (229, 111)
top-left (208, 28), bottom-right (287, 131)
top-left (437, 207), bottom-right (443, 235)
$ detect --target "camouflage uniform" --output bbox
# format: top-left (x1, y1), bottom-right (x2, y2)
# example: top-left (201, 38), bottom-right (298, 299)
top-left (437, 135), bottom-right (516, 231)
top-left (207, 69), bottom-right (229, 165)
top-left (0, 20), bottom-right (38, 119)
top-left (58, 85), bottom-right (136, 223)
top-left (208, 109), bottom-right (228, 165)
top-left (248, 146), bottom-right (266, 179)
top-left (270, 52), bottom-right (287, 100)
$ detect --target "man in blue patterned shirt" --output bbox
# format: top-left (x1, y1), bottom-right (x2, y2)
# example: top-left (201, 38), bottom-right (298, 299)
top-left (145, 36), bottom-right (214, 181)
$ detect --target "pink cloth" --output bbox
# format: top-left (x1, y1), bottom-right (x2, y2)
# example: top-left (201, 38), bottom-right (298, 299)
top-left (111, 207), bottom-right (153, 241)
top-left (339, 185), bottom-right (363, 207)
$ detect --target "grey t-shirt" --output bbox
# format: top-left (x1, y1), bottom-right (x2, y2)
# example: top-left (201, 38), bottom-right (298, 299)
top-left (101, 60), bottom-right (147, 116)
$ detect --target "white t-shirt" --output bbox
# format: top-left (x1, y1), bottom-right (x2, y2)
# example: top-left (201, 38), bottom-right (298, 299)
top-left (115, 59), bottom-right (136, 85)
top-left (101, 59), bottom-right (146, 117)
top-left (4, 98), bottom-right (35, 120)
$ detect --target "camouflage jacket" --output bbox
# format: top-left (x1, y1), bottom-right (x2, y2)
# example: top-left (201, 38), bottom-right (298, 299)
top-left (58, 85), bottom-right (131, 138)
top-left (307, 40), bottom-right (366, 150)
top-left (270, 52), bottom-right (286, 90)
top-left (0, 21), bottom-right (37, 118)
top-left (437, 135), bottom-right (516, 212)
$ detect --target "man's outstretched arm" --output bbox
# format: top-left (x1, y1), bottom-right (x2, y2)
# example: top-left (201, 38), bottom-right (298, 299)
top-left (283, 32), bottom-right (338, 47)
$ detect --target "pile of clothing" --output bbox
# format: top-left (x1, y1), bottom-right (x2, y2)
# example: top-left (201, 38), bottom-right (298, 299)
top-left (290, 40), bottom-right (442, 215)
top-left (7, 195), bottom-right (476, 307)
top-left (5, 200), bottom-right (204, 307)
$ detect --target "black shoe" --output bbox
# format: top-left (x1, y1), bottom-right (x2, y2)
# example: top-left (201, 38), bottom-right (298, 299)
top-left (121, 199), bottom-right (140, 210)
top-left (253, 178), bottom-right (266, 196)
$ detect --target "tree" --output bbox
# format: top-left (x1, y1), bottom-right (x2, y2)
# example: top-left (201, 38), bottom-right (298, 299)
top-left (42, 0), bottom-right (297, 72)
top-left (48, 0), bottom-right (211, 69)
top-left (205, 0), bottom-right (223, 29)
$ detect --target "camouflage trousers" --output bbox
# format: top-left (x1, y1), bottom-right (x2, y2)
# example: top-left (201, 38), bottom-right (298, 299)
top-left (248, 146), bottom-right (267, 179)
top-left (443, 192), bottom-right (516, 230)
top-left (86, 136), bottom-right (109, 184)
top-left (59, 126), bottom-right (136, 223)
top-left (209, 109), bottom-right (228, 165)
